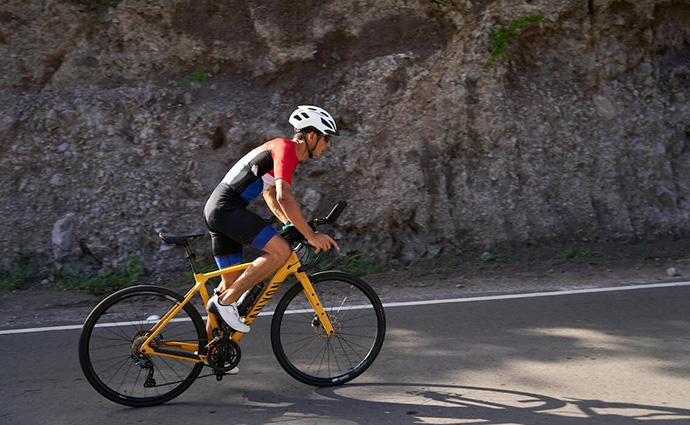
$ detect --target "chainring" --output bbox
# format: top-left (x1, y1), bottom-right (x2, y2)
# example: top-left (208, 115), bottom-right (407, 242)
top-left (206, 338), bottom-right (241, 372)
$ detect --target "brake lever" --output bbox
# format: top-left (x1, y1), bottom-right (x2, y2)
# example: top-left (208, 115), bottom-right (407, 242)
top-left (296, 230), bottom-right (337, 273)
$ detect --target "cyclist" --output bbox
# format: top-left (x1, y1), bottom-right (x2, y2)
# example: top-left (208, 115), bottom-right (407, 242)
top-left (204, 105), bottom-right (340, 337)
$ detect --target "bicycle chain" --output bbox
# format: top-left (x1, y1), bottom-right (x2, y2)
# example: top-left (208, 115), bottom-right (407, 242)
top-left (148, 370), bottom-right (229, 388)
top-left (144, 336), bottom-right (240, 388)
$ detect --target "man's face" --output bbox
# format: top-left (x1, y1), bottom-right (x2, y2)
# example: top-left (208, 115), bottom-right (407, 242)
top-left (312, 133), bottom-right (331, 157)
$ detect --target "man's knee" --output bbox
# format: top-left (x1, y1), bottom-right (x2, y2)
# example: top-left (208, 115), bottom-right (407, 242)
top-left (265, 235), bottom-right (292, 262)
top-left (276, 237), bottom-right (292, 262)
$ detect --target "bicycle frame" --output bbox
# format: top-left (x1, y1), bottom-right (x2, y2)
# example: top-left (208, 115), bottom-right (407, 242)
top-left (137, 251), bottom-right (335, 363)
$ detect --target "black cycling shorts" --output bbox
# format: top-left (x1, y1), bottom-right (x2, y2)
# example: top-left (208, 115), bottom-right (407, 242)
top-left (203, 183), bottom-right (277, 265)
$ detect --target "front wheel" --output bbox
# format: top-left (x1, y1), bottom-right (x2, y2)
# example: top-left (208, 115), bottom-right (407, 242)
top-left (271, 271), bottom-right (386, 386)
top-left (78, 285), bottom-right (206, 407)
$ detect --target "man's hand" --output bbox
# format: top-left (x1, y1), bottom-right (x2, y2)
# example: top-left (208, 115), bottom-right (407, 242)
top-left (308, 232), bottom-right (340, 253)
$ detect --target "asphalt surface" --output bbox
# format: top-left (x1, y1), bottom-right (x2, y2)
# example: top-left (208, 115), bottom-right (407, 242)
top-left (1, 283), bottom-right (689, 425)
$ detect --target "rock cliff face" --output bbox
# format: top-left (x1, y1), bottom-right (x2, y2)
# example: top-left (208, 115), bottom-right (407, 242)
top-left (1, 0), bottom-right (689, 275)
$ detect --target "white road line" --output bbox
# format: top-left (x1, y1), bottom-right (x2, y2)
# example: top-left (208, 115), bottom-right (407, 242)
top-left (1, 281), bottom-right (689, 336)
top-left (381, 281), bottom-right (690, 308)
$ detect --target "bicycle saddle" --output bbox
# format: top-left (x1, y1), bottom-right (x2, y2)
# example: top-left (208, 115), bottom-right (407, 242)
top-left (158, 232), bottom-right (205, 246)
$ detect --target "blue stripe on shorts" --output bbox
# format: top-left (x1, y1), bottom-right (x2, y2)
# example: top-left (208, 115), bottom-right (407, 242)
top-left (251, 225), bottom-right (277, 251)
top-left (215, 253), bottom-right (243, 269)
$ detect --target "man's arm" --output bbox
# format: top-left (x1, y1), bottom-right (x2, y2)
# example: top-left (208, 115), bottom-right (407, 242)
top-left (263, 186), bottom-right (289, 224)
top-left (274, 179), bottom-right (339, 253)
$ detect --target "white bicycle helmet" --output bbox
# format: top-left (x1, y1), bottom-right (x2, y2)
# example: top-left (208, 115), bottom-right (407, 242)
top-left (289, 105), bottom-right (339, 136)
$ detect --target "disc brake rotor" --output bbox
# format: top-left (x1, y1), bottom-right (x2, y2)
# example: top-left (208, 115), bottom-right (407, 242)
top-left (312, 314), bottom-right (342, 339)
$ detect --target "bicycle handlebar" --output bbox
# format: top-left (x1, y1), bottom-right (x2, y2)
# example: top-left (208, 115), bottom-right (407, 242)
top-left (280, 201), bottom-right (347, 272)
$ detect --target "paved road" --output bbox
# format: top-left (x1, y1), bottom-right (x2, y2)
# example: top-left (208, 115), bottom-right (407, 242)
top-left (1, 283), bottom-right (689, 424)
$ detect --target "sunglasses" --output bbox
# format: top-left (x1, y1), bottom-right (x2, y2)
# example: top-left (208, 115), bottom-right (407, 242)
top-left (317, 133), bottom-right (331, 143)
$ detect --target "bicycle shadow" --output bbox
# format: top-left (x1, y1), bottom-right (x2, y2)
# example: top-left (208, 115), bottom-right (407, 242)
top-left (235, 382), bottom-right (690, 424)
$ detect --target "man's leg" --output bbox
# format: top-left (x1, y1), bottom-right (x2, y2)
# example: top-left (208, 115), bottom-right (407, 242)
top-left (206, 268), bottom-right (242, 340)
top-left (219, 235), bottom-right (291, 304)
top-left (205, 253), bottom-right (243, 340)
top-left (208, 234), bottom-right (291, 333)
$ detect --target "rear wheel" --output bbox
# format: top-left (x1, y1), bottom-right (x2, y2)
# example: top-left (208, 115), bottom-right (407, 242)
top-left (271, 271), bottom-right (386, 386)
top-left (78, 285), bottom-right (206, 407)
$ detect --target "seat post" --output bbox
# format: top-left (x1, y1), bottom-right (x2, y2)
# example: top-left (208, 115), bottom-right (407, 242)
top-left (183, 243), bottom-right (200, 274)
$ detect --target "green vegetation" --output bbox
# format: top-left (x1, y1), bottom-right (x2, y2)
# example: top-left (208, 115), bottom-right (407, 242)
top-left (54, 254), bottom-right (143, 295)
top-left (416, 253), bottom-right (462, 269)
top-left (313, 253), bottom-right (398, 275)
top-left (0, 254), bottom-right (36, 291)
top-left (313, 252), bottom-right (463, 275)
top-left (558, 246), bottom-right (603, 260)
top-left (632, 243), bottom-right (665, 262)
top-left (484, 13), bottom-right (544, 69)
top-left (179, 69), bottom-right (210, 87)
top-left (634, 243), bottom-right (652, 258)
top-left (478, 249), bottom-right (520, 265)
top-left (441, 257), bottom-right (460, 268)
top-left (1, 253), bottom-right (144, 294)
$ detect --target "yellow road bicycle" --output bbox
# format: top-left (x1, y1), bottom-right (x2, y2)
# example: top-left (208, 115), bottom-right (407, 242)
top-left (78, 202), bottom-right (386, 407)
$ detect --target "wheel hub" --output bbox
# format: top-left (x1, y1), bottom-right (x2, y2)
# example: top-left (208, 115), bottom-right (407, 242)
top-left (312, 314), bottom-right (341, 339)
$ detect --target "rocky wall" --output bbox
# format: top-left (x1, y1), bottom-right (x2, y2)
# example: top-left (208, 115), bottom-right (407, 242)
top-left (0, 0), bottom-right (688, 276)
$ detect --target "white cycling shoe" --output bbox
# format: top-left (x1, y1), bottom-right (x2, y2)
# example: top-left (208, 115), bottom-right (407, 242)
top-left (224, 366), bottom-right (240, 375)
top-left (207, 294), bottom-right (251, 333)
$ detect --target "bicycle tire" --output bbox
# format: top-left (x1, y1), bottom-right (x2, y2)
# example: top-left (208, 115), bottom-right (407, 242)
top-left (78, 285), bottom-right (206, 407)
top-left (270, 271), bottom-right (386, 386)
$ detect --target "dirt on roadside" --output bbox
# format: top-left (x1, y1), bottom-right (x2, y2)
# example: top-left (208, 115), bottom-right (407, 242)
top-left (1, 240), bottom-right (689, 330)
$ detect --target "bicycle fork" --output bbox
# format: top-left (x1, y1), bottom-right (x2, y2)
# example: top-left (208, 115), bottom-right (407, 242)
top-left (295, 272), bottom-right (336, 335)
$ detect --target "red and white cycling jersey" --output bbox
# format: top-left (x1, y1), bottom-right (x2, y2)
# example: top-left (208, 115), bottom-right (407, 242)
top-left (221, 138), bottom-right (299, 203)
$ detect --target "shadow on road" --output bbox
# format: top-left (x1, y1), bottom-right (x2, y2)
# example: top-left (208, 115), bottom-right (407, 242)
top-left (231, 382), bottom-right (690, 424)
